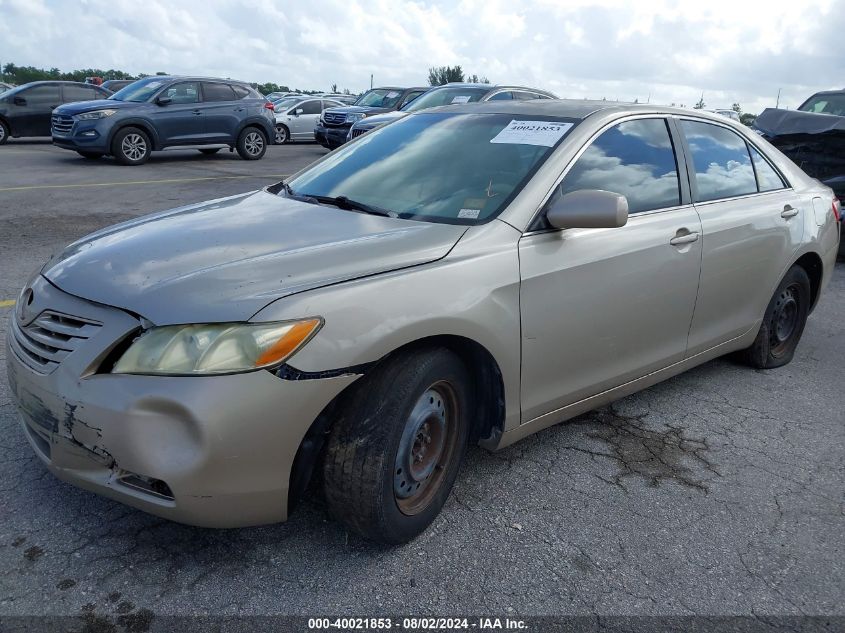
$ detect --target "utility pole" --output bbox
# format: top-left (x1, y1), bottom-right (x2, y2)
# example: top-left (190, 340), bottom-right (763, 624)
top-left (775, 88), bottom-right (781, 109)
top-left (370, 74), bottom-right (373, 89)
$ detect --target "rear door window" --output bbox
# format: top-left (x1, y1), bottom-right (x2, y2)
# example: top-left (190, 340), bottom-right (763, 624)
top-left (559, 118), bottom-right (681, 214)
top-left (203, 83), bottom-right (236, 102)
top-left (296, 100), bottom-right (322, 115)
top-left (680, 120), bottom-right (757, 202)
top-left (62, 84), bottom-right (100, 102)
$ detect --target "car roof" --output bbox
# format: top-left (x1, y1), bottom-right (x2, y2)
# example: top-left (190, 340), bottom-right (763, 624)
top-left (139, 76), bottom-right (253, 86)
top-left (18, 80), bottom-right (107, 87)
top-left (418, 98), bottom-right (739, 122)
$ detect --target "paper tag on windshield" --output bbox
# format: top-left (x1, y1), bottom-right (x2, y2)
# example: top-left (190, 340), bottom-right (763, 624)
top-left (386, 91), bottom-right (399, 98)
top-left (490, 120), bottom-right (573, 147)
top-left (451, 95), bottom-right (471, 104)
top-left (458, 208), bottom-right (480, 219)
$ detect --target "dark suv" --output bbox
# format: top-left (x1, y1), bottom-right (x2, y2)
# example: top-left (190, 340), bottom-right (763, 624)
top-left (313, 86), bottom-right (427, 149)
top-left (0, 81), bottom-right (111, 144)
top-left (51, 76), bottom-right (275, 165)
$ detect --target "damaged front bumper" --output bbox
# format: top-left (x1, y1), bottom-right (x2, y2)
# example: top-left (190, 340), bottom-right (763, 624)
top-left (5, 276), bottom-right (357, 527)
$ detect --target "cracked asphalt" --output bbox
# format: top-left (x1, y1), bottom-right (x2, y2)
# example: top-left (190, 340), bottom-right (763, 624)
top-left (0, 140), bottom-right (843, 629)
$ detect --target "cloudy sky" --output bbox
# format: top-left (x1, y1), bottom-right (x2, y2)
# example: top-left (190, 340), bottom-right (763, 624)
top-left (1, 0), bottom-right (843, 114)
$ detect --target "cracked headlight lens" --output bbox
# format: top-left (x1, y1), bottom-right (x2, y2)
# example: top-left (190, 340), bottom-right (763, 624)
top-left (77, 109), bottom-right (118, 120)
top-left (112, 318), bottom-right (322, 375)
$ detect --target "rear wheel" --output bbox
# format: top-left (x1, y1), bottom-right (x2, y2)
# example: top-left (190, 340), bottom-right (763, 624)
top-left (111, 127), bottom-right (151, 165)
top-left (739, 265), bottom-right (811, 369)
top-left (199, 148), bottom-right (221, 155)
top-left (236, 127), bottom-right (267, 160)
top-left (323, 348), bottom-right (471, 544)
top-left (0, 120), bottom-right (8, 145)
top-left (76, 151), bottom-right (103, 159)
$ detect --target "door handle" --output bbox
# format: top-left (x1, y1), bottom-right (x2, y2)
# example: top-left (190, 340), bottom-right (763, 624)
top-left (670, 231), bottom-right (699, 246)
top-left (192, 109), bottom-right (202, 115)
top-left (781, 205), bottom-right (799, 218)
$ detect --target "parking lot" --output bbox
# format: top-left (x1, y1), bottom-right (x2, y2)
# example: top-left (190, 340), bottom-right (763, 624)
top-left (0, 140), bottom-right (843, 628)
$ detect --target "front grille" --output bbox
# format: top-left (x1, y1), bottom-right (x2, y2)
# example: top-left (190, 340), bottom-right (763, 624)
top-left (323, 111), bottom-right (347, 126)
top-left (350, 128), bottom-right (367, 139)
top-left (51, 114), bottom-right (74, 135)
top-left (10, 311), bottom-right (101, 374)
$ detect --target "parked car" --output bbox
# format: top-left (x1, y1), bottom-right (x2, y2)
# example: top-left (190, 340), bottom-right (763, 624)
top-left (50, 75), bottom-right (275, 164)
top-left (317, 93), bottom-right (357, 105)
top-left (0, 82), bottom-right (14, 93)
top-left (265, 91), bottom-right (294, 101)
top-left (754, 89), bottom-right (845, 256)
top-left (7, 101), bottom-right (839, 543)
top-left (274, 96), bottom-right (345, 144)
top-left (101, 79), bottom-right (136, 93)
top-left (347, 82), bottom-right (557, 141)
top-left (0, 81), bottom-right (111, 144)
top-left (313, 86), bottom-right (427, 149)
top-left (707, 108), bottom-right (741, 122)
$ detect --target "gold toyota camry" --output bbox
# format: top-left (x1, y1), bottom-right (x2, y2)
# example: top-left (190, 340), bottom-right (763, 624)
top-left (6, 100), bottom-right (840, 543)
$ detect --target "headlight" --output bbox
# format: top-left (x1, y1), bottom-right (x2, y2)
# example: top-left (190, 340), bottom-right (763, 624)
top-left (77, 109), bottom-right (118, 120)
top-left (346, 112), bottom-right (367, 123)
top-left (112, 318), bottom-right (322, 376)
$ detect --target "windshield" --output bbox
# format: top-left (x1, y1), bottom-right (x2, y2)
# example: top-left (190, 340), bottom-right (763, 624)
top-left (403, 87), bottom-right (488, 112)
top-left (284, 112), bottom-right (578, 225)
top-left (109, 77), bottom-right (168, 102)
top-left (354, 89), bottom-right (404, 108)
top-left (799, 93), bottom-right (845, 116)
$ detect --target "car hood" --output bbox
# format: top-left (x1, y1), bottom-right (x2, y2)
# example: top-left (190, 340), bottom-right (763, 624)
top-left (325, 105), bottom-right (392, 116)
top-left (42, 190), bottom-right (467, 325)
top-left (357, 110), bottom-right (408, 128)
top-left (54, 99), bottom-right (144, 115)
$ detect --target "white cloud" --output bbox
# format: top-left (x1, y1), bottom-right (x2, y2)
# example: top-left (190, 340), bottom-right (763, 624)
top-left (0, 0), bottom-right (842, 114)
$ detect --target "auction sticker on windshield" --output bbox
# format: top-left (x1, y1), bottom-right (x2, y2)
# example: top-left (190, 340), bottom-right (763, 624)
top-left (490, 120), bottom-right (574, 147)
top-left (451, 95), bottom-right (472, 104)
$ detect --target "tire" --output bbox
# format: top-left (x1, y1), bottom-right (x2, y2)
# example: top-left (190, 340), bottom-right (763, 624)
top-left (323, 348), bottom-right (471, 544)
top-left (111, 127), bottom-right (151, 165)
top-left (199, 148), bottom-right (221, 155)
top-left (0, 120), bottom-right (8, 145)
top-left (76, 151), bottom-right (103, 159)
top-left (739, 265), bottom-right (811, 369)
top-left (275, 124), bottom-right (289, 145)
top-left (236, 127), bottom-right (267, 160)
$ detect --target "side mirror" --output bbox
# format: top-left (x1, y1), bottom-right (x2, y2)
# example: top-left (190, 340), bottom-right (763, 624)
top-left (546, 189), bottom-right (629, 230)
top-left (13, 96), bottom-right (26, 106)
top-left (156, 96), bottom-right (172, 106)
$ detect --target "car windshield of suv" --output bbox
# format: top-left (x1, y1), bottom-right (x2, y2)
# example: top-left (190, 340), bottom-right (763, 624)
top-left (799, 93), bottom-right (845, 116)
top-left (108, 77), bottom-right (169, 102)
top-left (354, 89), bottom-right (404, 108)
top-left (402, 87), bottom-right (489, 112)
top-left (284, 112), bottom-right (578, 225)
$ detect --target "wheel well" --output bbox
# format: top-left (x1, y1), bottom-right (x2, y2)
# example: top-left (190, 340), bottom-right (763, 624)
top-left (286, 335), bottom-right (506, 514)
top-left (240, 123), bottom-right (269, 140)
top-left (793, 252), bottom-right (823, 311)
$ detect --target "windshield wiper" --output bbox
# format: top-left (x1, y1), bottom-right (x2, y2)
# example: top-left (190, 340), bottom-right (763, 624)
top-left (300, 194), bottom-right (396, 218)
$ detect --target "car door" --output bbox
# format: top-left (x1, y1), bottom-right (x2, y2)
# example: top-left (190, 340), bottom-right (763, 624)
top-left (200, 82), bottom-right (239, 142)
top-left (149, 81), bottom-right (206, 146)
top-left (518, 116), bottom-right (703, 422)
top-left (678, 118), bottom-right (805, 355)
top-left (287, 99), bottom-right (322, 139)
top-left (14, 84), bottom-right (61, 136)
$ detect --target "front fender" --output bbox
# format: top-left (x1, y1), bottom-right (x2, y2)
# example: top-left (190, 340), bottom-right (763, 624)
top-left (250, 220), bottom-right (524, 431)
top-left (106, 117), bottom-right (162, 149)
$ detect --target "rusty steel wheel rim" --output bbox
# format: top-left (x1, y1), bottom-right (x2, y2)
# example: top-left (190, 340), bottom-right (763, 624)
top-left (394, 381), bottom-right (460, 516)
top-left (769, 283), bottom-right (800, 357)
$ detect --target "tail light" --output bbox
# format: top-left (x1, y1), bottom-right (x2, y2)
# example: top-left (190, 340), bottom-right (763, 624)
top-left (834, 198), bottom-right (842, 222)
top-left (264, 101), bottom-right (275, 111)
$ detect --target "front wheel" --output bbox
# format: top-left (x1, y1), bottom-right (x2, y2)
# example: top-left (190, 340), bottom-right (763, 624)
top-left (323, 348), bottom-right (471, 544)
top-left (0, 120), bottom-right (9, 145)
top-left (236, 127), bottom-right (267, 160)
top-left (739, 265), bottom-right (811, 369)
top-left (111, 127), bottom-right (151, 165)
top-left (275, 124), bottom-right (289, 144)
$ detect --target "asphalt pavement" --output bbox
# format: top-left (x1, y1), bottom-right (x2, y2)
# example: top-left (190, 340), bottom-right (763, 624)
top-left (0, 139), bottom-right (842, 630)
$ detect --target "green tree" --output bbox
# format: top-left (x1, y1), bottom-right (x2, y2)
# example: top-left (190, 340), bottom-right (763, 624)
top-left (694, 94), bottom-right (706, 109)
top-left (330, 83), bottom-right (338, 93)
top-left (731, 102), bottom-right (742, 114)
top-left (427, 65), bottom-right (464, 86)
top-left (466, 74), bottom-right (490, 84)
top-left (740, 113), bottom-right (757, 126)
